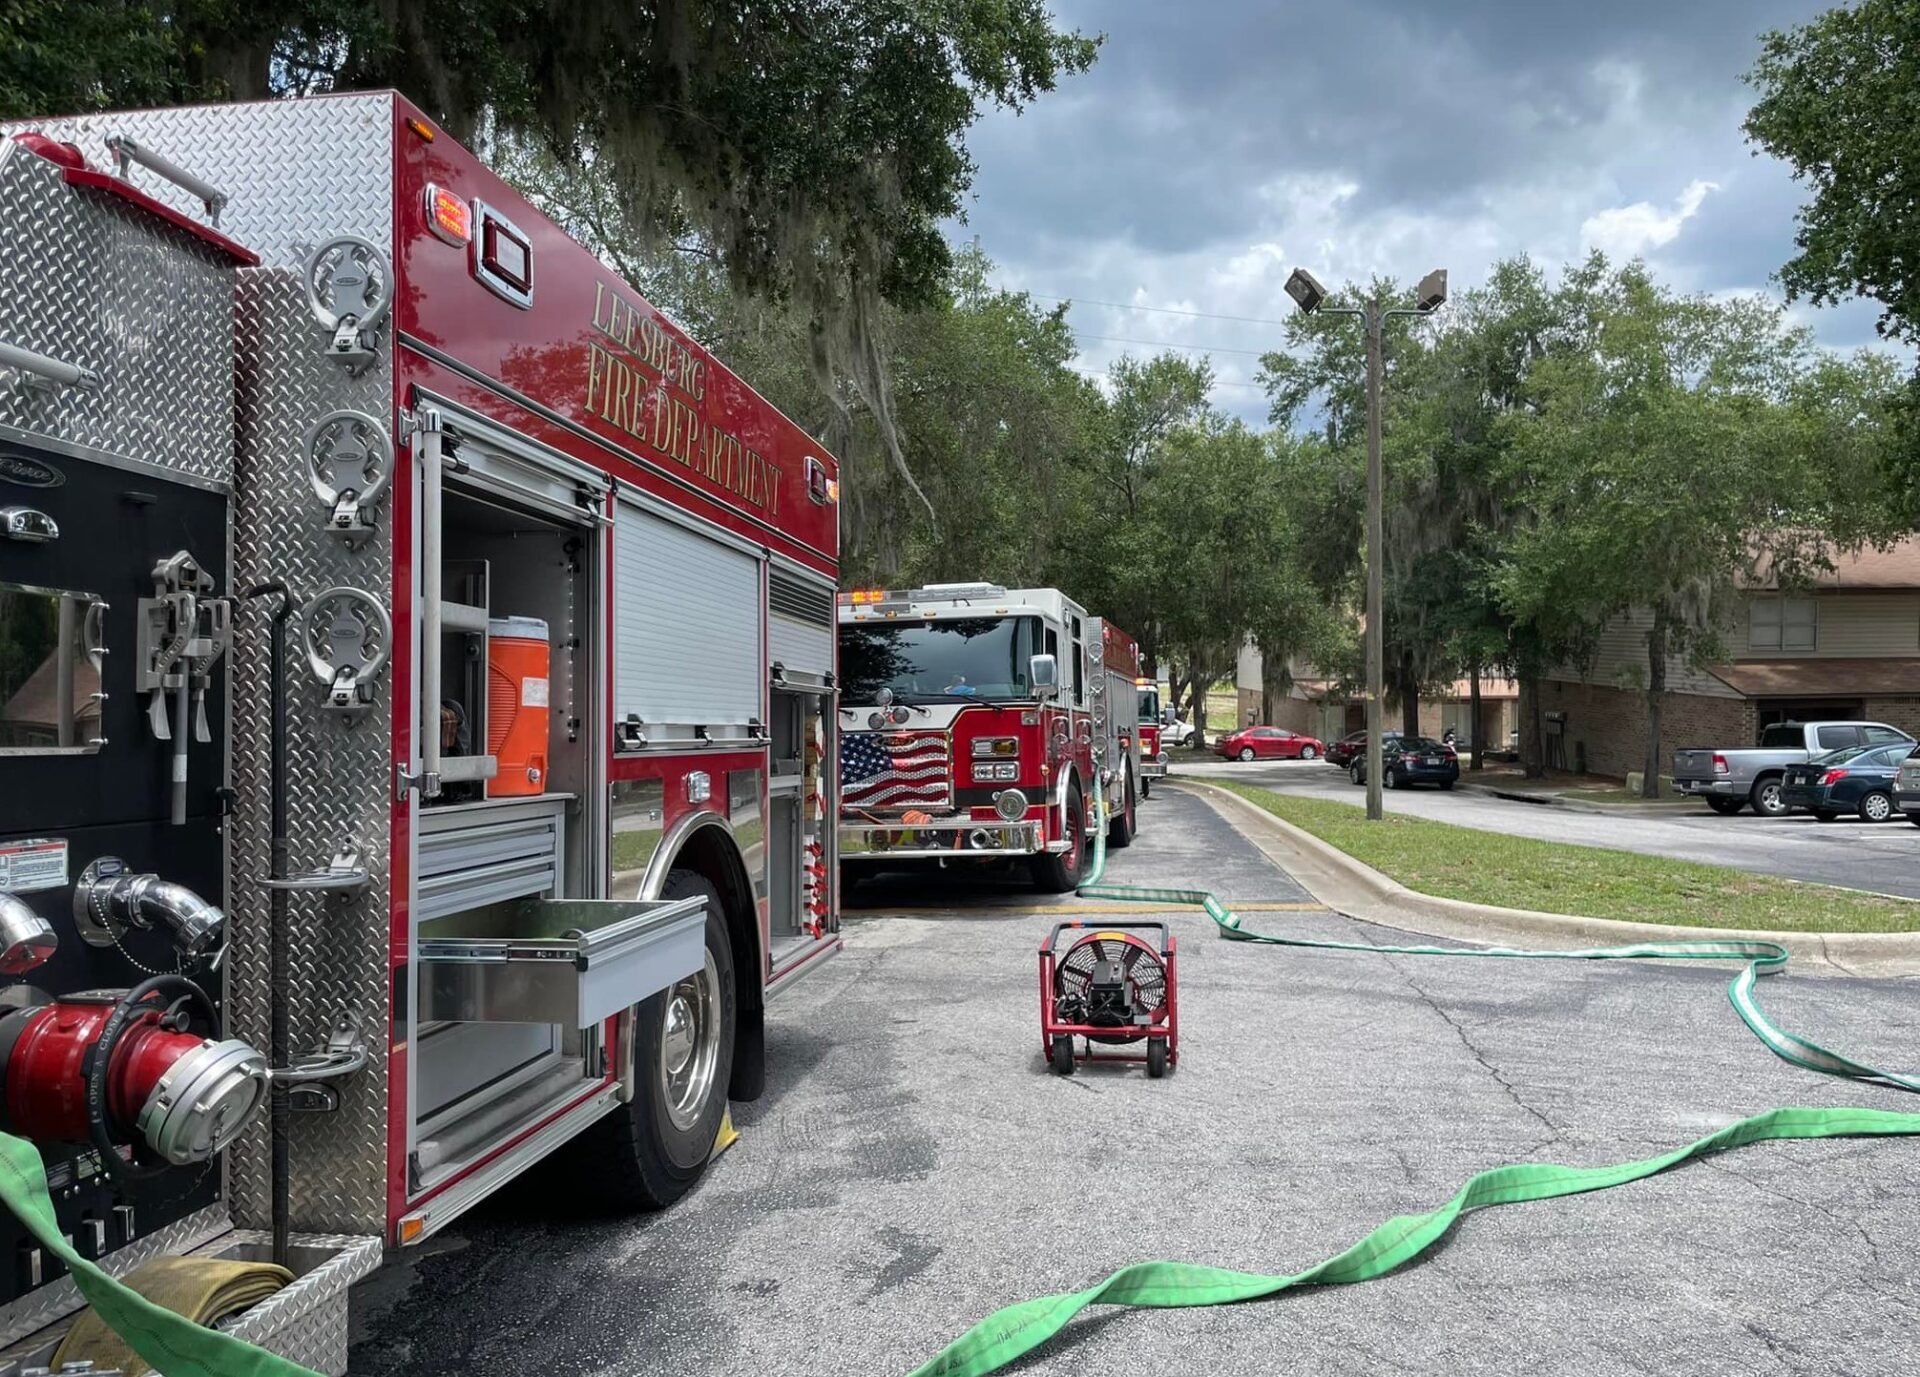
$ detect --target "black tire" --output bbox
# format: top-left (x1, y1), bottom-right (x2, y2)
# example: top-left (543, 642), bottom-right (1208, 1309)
top-left (1050, 1036), bottom-right (1075, 1076)
top-left (1349, 762), bottom-right (1363, 786)
top-left (1705, 798), bottom-right (1745, 816)
top-left (1108, 769), bottom-right (1136, 850)
top-left (1237, 746), bottom-right (1255, 762)
top-left (1299, 744), bottom-right (1318, 760)
top-left (1439, 779), bottom-right (1455, 791)
top-left (1813, 810), bottom-right (1840, 823)
top-left (1384, 768), bottom-right (1399, 790)
top-left (1146, 1039), bottom-right (1168, 1079)
top-left (1859, 790), bottom-right (1894, 823)
top-left (1141, 775), bottom-right (1152, 799)
top-left (1031, 783), bottom-right (1087, 892)
top-left (1750, 776), bottom-right (1789, 818)
top-left (1909, 812), bottom-right (1920, 828)
top-left (564, 870), bottom-right (736, 1211)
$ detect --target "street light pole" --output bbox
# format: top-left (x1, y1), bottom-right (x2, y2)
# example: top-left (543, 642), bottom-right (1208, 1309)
top-left (1282, 267), bottom-right (1448, 823)
top-left (1363, 298), bottom-right (1385, 821)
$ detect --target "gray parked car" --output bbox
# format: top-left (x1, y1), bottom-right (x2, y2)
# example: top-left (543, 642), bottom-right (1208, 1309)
top-left (1673, 720), bottom-right (1915, 817)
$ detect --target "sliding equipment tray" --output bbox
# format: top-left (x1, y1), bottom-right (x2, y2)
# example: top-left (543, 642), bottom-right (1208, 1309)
top-left (418, 894), bottom-right (707, 1027)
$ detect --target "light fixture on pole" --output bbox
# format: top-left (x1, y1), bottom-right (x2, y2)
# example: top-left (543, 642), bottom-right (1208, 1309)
top-left (1284, 265), bottom-right (1446, 821)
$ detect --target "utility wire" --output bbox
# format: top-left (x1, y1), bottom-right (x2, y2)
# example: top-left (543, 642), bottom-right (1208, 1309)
top-left (1031, 293), bottom-right (1296, 329)
top-left (1075, 332), bottom-right (1274, 358)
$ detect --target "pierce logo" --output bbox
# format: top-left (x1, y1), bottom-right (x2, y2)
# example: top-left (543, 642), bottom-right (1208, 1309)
top-left (0, 451), bottom-right (64, 489)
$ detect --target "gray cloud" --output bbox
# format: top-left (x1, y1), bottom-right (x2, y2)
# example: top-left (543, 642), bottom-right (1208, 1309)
top-left (958, 0), bottom-right (1894, 422)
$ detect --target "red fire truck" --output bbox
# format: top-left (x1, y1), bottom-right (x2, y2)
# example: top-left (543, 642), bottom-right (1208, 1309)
top-left (1137, 678), bottom-right (1167, 796)
top-left (0, 92), bottom-right (839, 1371)
top-left (836, 585), bottom-right (1142, 891)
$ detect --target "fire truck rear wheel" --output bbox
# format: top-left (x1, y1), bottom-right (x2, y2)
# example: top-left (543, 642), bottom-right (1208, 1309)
top-left (577, 871), bottom-right (736, 1211)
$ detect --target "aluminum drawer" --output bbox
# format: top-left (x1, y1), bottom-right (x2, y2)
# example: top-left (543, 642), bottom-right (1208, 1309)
top-left (418, 895), bottom-right (707, 1027)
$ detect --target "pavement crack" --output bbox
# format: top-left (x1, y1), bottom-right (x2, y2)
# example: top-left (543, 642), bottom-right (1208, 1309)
top-left (1700, 1157), bottom-right (1887, 1272)
top-left (1380, 952), bottom-right (1563, 1142)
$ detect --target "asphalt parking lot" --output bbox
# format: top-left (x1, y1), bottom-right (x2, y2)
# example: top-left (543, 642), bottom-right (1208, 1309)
top-left (1199, 756), bottom-right (1920, 899)
top-left (350, 785), bottom-right (1920, 1376)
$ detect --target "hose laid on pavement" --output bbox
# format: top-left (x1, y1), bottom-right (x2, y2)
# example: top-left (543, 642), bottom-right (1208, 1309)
top-left (903, 789), bottom-right (1920, 1377)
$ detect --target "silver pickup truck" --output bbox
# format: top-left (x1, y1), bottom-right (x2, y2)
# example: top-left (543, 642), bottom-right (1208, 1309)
top-left (1673, 720), bottom-right (1916, 817)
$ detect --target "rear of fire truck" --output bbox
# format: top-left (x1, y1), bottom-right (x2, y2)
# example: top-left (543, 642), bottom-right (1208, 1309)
top-left (0, 91), bottom-right (842, 1373)
top-left (836, 585), bottom-right (1142, 893)
top-left (1137, 680), bottom-right (1167, 794)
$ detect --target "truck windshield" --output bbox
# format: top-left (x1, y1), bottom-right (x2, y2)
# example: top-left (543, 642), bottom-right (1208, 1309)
top-left (840, 616), bottom-right (1039, 702)
top-left (1139, 687), bottom-right (1160, 721)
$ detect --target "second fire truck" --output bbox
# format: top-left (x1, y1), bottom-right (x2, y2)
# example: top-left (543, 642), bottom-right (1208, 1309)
top-left (836, 585), bottom-right (1143, 891)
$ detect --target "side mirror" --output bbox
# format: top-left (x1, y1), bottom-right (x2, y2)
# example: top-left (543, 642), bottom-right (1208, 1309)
top-left (1029, 653), bottom-right (1058, 697)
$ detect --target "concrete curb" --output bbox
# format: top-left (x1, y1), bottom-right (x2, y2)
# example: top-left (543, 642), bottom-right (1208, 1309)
top-left (1455, 781), bottom-right (1699, 816)
top-left (1169, 778), bottom-right (1920, 977)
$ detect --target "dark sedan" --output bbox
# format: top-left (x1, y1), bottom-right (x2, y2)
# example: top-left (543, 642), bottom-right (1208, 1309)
top-left (1780, 742), bottom-right (1914, 822)
top-left (1325, 729), bottom-right (1401, 767)
top-left (1349, 735), bottom-right (1459, 790)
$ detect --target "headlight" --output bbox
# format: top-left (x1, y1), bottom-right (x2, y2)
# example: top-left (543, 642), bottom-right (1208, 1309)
top-left (974, 762), bottom-right (1017, 782)
top-left (994, 788), bottom-right (1029, 821)
top-left (972, 736), bottom-right (1020, 758)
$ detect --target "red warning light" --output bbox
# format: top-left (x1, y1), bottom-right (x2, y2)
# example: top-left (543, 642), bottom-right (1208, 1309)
top-left (424, 184), bottom-right (471, 246)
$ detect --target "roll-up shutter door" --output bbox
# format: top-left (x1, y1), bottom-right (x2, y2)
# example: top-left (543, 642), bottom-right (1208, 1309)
top-left (615, 497), bottom-right (762, 729)
top-left (768, 568), bottom-right (835, 680)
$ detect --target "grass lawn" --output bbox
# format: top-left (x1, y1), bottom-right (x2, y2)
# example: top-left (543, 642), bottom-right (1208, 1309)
top-left (1210, 781), bottom-right (1919, 934)
top-left (1561, 787), bottom-right (1694, 806)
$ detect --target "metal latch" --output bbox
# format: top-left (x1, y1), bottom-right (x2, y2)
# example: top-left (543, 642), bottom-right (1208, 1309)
top-left (304, 236), bottom-right (394, 377)
top-left (304, 410), bottom-right (394, 545)
top-left (299, 587), bottom-right (392, 718)
top-left (267, 1009), bottom-right (369, 1087)
top-left (260, 845), bottom-right (370, 896)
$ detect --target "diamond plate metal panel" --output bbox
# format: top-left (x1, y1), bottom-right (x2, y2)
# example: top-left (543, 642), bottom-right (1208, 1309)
top-left (0, 141), bottom-right (235, 483)
top-left (13, 94), bottom-right (394, 278)
top-left (227, 267), bottom-right (395, 1237)
top-left (212, 1229), bottom-right (382, 1377)
top-left (5, 97), bottom-right (401, 1237)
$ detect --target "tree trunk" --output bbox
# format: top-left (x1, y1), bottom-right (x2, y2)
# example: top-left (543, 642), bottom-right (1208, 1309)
top-left (1468, 662), bottom-right (1483, 771)
top-left (1520, 673), bottom-right (1545, 779)
top-left (1192, 691), bottom-right (1209, 750)
top-left (1400, 661), bottom-right (1420, 737)
top-left (1642, 608), bottom-right (1668, 799)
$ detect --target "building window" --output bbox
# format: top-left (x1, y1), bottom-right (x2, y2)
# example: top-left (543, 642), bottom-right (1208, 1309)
top-left (1749, 597), bottom-right (1816, 652)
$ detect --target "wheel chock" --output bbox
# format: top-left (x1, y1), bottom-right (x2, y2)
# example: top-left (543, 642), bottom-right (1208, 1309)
top-left (710, 1107), bottom-right (740, 1161)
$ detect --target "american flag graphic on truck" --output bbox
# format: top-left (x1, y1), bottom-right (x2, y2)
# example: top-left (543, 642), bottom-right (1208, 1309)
top-left (840, 731), bottom-right (949, 809)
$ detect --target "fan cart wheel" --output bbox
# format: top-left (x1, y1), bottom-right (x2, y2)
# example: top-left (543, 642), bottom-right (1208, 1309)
top-left (1050, 1036), bottom-right (1075, 1076)
top-left (1146, 1040), bottom-right (1168, 1079)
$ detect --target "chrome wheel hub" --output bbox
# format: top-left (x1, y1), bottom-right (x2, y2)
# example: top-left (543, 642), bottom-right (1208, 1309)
top-left (658, 950), bottom-right (721, 1132)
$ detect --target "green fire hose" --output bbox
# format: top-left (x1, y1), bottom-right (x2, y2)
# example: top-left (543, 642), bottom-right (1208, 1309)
top-left (0, 1130), bottom-right (321, 1377)
top-left (904, 787), bottom-right (1920, 1377)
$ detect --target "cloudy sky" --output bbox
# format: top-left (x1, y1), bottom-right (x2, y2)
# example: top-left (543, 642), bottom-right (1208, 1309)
top-left (957, 0), bottom-right (1890, 425)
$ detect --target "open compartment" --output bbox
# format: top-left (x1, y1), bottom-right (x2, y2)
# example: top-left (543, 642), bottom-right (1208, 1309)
top-left (418, 893), bottom-right (706, 1026)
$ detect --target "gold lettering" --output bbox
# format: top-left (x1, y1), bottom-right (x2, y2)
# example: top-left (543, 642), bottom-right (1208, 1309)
top-left (585, 342), bottom-right (609, 417)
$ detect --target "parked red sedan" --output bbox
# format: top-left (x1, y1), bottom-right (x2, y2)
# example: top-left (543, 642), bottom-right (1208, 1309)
top-left (1217, 726), bottom-right (1325, 761)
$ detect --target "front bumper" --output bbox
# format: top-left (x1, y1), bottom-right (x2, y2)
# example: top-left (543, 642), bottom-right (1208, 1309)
top-left (1674, 778), bottom-right (1736, 798)
top-left (840, 817), bottom-right (1047, 861)
top-left (1141, 756), bottom-right (1168, 780)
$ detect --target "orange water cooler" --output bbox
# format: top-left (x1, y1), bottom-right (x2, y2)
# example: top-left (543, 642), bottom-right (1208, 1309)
top-left (487, 616), bottom-right (550, 797)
